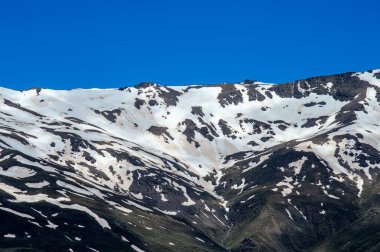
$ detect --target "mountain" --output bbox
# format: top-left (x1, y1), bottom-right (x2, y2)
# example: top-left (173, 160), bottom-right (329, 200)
top-left (0, 70), bottom-right (379, 251)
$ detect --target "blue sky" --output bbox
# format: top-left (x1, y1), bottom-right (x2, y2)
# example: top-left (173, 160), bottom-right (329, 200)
top-left (0, 0), bottom-right (379, 89)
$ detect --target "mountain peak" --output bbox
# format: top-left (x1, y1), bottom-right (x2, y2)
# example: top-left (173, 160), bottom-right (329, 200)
top-left (134, 81), bottom-right (158, 89)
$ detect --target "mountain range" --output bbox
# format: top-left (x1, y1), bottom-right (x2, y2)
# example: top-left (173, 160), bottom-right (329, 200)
top-left (0, 70), bottom-right (380, 251)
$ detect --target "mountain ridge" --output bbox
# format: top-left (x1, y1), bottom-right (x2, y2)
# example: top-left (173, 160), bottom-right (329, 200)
top-left (0, 69), bottom-right (379, 251)
top-left (13, 69), bottom-right (377, 92)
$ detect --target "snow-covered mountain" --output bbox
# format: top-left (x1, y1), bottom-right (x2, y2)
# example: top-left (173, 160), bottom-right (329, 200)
top-left (0, 70), bottom-right (380, 251)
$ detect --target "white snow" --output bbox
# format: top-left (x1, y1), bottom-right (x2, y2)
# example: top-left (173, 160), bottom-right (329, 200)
top-left (46, 220), bottom-right (59, 229)
top-left (285, 209), bottom-right (293, 221)
top-left (276, 176), bottom-right (294, 197)
top-left (243, 153), bottom-right (272, 173)
top-left (231, 178), bottom-right (247, 194)
top-left (326, 82), bottom-right (333, 90)
top-left (25, 181), bottom-right (49, 188)
top-left (0, 182), bottom-right (111, 229)
top-left (294, 205), bottom-right (307, 221)
top-left (289, 156), bottom-right (307, 175)
top-left (195, 237), bottom-right (205, 243)
top-left (152, 207), bottom-right (177, 216)
top-left (131, 244), bottom-right (145, 252)
top-left (0, 206), bottom-right (35, 219)
top-left (56, 180), bottom-right (92, 196)
top-left (295, 140), bottom-right (366, 197)
top-left (0, 166), bottom-right (36, 179)
top-left (113, 204), bottom-right (133, 214)
top-left (131, 192), bottom-right (143, 200)
top-left (355, 70), bottom-right (380, 88)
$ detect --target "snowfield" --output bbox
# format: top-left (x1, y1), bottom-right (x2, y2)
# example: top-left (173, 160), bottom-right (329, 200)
top-left (0, 70), bottom-right (379, 251)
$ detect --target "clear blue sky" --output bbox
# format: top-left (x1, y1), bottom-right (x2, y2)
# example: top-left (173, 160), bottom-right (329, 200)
top-left (0, 0), bottom-right (379, 89)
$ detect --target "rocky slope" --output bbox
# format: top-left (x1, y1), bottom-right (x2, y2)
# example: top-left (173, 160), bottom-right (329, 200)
top-left (0, 70), bottom-right (379, 251)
